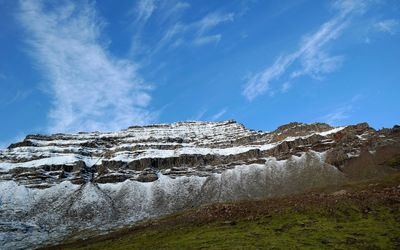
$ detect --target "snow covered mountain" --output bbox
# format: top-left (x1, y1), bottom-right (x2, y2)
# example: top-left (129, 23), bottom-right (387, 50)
top-left (1, 120), bottom-right (399, 249)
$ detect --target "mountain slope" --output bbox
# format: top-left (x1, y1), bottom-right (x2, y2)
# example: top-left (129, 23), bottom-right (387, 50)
top-left (47, 174), bottom-right (400, 250)
top-left (0, 120), bottom-right (399, 249)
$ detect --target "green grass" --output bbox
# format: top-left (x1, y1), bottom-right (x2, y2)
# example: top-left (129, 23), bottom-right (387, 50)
top-left (386, 156), bottom-right (400, 168)
top-left (65, 206), bottom-right (400, 250)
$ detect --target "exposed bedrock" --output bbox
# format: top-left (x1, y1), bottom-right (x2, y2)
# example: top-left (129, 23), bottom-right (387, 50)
top-left (0, 120), bottom-right (399, 249)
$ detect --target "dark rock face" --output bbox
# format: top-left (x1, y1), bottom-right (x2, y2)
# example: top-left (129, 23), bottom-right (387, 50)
top-left (272, 122), bottom-right (332, 142)
top-left (7, 140), bottom-right (37, 149)
top-left (136, 169), bottom-right (159, 182)
top-left (0, 120), bottom-right (399, 249)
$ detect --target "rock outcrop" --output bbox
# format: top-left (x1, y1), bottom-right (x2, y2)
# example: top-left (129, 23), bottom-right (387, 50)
top-left (0, 120), bottom-right (399, 249)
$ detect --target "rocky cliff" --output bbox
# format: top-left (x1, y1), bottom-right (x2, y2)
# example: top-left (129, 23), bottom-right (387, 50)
top-left (1, 120), bottom-right (399, 249)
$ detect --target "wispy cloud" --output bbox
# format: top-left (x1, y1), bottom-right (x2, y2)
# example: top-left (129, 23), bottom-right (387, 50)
top-left (210, 108), bottom-right (227, 121)
top-left (320, 94), bottom-right (362, 125)
top-left (18, 0), bottom-right (154, 133)
top-left (170, 2), bottom-right (190, 13)
top-left (322, 106), bottom-right (352, 125)
top-left (197, 12), bottom-right (234, 33)
top-left (134, 0), bottom-right (156, 25)
top-left (242, 0), bottom-right (369, 101)
top-left (193, 34), bottom-right (221, 46)
top-left (3, 89), bottom-right (32, 106)
top-left (191, 108), bottom-right (207, 121)
top-left (192, 12), bottom-right (234, 46)
top-left (128, 0), bottom-right (158, 59)
top-left (158, 1), bottom-right (190, 23)
top-left (374, 19), bottom-right (399, 35)
top-left (148, 11), bottom-right (234, 54)
top-left (281, 81), bottom-right (292, 93)
top-left (129, 1), bottom-right (232, 62)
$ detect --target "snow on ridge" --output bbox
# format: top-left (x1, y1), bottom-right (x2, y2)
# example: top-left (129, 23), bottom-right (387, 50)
top-left (283, 126), bottom-right (346, 142)
top-left (0, 142), bottom-right (279, 170)
top-left (110, 144), bottom-right (276, 162)
top-left (19, 120), bottom-right (253, 145)
top-left (0, 155), bottom-right (98, 170)
top-left (317, 126), bottom-right (346, 136)
top-left (0, 122), bottom-right (347, 171)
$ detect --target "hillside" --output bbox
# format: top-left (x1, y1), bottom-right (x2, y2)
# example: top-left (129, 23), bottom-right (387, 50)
top-left (0, 120), bottom-right (399, 249)
top-left (46, 174), bottom-right (400, 250)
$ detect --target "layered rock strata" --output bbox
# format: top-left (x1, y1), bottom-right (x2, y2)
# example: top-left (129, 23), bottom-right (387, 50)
top-left (0, 120), bottom-right (399, 249)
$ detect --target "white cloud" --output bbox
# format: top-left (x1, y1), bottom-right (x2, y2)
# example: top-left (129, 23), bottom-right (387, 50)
top-left (129, 3), bottom-right (232, 62)
top-left (4, 89), bottom-right (33, 106)
top-left (331, 0), bottom-right (369, 14)
top-left (134, 0), bottom-right (156, 25)
top-left (320, 94), bottom-right (362, 125)
top-left (281, 81), bottom-right (292, 93)
top-left (18, 0), bottom-right (154, 133)
top-left (374, 19), bottom-right (399, 35)
top-left (191, 108), bottom-right (207, 121)
top-left (128, 0), bottom-right (157, 58)
top-left (210, 108), bottom-right (227, 121)
top-left (193, 12), bottom-right (234, 46)
top-left (194, 12), bottom-right (234, 45)
top-left (129, 1), bottom-right (232, 67)
top-left (242, 0), bottom-right (367, 101)
top-left (193, 34), bottom-right (221, 46)
top-left (243, 54), bottom-right (297, 100)
top-left (322, 106), bottom-right (352, 125)
top-left (152, 23), bottom-right (186, 53)
top-left (160, 1), bottom-right (190, 21)
top-left (154, 11), bottom-right (234, 51)
top-left (196, 12), bottom-right (234, 35)
top-left (172, 2), bottom-right (190, 12)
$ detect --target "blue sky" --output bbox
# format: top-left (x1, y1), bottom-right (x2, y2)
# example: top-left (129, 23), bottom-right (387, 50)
top-left (0, 0), bottom-right (399, 148)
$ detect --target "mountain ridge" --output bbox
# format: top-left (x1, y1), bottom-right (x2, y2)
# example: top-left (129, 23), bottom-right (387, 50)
top-left (0, 120), bottom-right (399, 249)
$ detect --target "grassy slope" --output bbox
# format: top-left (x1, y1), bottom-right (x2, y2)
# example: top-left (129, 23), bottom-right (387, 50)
top-left (49, 174), bottom-right (400, 250)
